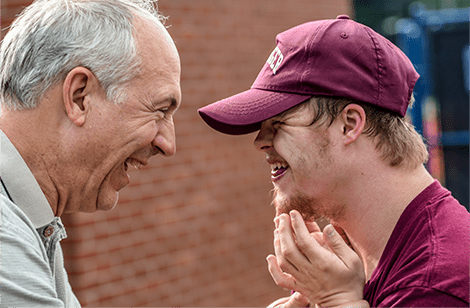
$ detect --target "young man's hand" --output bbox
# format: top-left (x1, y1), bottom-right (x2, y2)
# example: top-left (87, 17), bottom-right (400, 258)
top-left (267, 292), bottom-right (309, 308)
top-left (267, 210), bottom-right (367, 307)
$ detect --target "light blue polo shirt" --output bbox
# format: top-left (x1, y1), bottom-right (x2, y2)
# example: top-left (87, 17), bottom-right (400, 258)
top-left (0, 130), bottom-right (81, 307)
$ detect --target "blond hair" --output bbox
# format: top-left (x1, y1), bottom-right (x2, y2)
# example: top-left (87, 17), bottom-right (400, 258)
top-left (303, 96), bottom-right (429, 169)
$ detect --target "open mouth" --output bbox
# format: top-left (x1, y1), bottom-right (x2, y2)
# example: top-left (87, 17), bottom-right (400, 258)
top-left (271, 162), bottom-right (289, 180)
top-left (124, 157), bottom-right (145, 172)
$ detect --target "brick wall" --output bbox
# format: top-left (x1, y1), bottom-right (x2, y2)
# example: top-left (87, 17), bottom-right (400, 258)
top-left (1, 0), bottom-right (353, 306)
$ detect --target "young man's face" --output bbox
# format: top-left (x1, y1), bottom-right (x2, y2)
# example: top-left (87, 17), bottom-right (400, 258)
top-left (254, 102), bottom-right (345, 221)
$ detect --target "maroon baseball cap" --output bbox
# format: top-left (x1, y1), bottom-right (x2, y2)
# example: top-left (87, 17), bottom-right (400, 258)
top-left (198, 15), bottom-right (419, 135)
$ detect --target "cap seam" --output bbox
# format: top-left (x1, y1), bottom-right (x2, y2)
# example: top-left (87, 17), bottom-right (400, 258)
top-left (364, 27), bottom-right (382, 106)
top-left (253, 84), bottom-right (316, 95)
top-left (300, 21), bottom-right (329, 91)
top-left (221, 92), bottom-right (290, 115)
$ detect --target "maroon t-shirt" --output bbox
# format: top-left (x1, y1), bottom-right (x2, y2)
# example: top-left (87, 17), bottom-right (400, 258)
top-left (363, 180), bottom-right (470, 307)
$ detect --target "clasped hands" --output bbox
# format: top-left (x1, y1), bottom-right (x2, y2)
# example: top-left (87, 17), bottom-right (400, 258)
top-left (267, 210), bottom-right (369, 308)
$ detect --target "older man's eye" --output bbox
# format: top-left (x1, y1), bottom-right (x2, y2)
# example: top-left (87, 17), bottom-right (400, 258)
top-left (157, 108), bottom-right (169, 116)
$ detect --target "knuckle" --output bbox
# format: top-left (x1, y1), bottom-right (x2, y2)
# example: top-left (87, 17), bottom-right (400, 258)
top-left (278, 224), bottom-right (288, 233)
top-left (278, 259), bottom-right (290, 271)
top-left (350, 256), bottom-right (363, 270)
top-left (281, 247), bottom-right (294, 259)
top-left (276, 279), bottom-right (291, 290)
top-left (315, 260), bottom-right (329, 273)
top-left (296, 238), bottom-right (309, 250)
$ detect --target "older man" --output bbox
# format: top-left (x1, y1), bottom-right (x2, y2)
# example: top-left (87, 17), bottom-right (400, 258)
top-left (0, 0), bottom-right (181, 306)
top-left (199, 16), bottom-right (469, 307)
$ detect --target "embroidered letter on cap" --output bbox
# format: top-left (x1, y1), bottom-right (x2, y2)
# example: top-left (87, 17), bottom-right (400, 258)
top-left (266, 46), bottom-right (284, 74)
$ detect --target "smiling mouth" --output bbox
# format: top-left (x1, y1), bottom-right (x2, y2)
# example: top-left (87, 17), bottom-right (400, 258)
top-left (271, 162), bottom-right (289, 180)
top-left (124, 157), bottom-right (145, 171)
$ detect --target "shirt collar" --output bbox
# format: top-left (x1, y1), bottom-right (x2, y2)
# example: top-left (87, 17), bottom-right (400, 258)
top-left (1, 130), bottom-right (55, 228)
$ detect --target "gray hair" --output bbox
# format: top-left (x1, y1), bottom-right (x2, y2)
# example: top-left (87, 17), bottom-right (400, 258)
top-left (0, 0), bottom-right (166, 110)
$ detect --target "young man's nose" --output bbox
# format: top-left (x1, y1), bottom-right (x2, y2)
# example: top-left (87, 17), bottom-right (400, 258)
top-left (254, 121), bottom-right (274, 152)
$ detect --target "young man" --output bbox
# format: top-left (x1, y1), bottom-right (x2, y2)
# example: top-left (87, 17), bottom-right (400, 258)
top-left (198, 16), bottom-right (469, 307)
top-left (0, 0), bottom-right (181, 306)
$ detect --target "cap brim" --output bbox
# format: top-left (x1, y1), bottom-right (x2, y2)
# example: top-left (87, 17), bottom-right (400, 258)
top-left (198, 88), bottom-right (311, 135)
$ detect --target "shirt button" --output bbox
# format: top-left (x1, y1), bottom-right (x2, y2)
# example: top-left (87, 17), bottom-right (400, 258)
top-left (44, 226), bottom-right (54, 237)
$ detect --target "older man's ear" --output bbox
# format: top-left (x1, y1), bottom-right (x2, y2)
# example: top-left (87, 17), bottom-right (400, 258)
top-left (62, 67), bottom-right (99, 127)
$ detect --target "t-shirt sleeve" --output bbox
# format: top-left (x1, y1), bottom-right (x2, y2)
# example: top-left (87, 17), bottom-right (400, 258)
top-left (1, 195), bottom-right (65, 307)
top-left (377, 287), bottom-right (469, 307)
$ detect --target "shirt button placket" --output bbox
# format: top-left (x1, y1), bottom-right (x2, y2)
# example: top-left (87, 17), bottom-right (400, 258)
top-left (43, 226), bottom-right (54, 237)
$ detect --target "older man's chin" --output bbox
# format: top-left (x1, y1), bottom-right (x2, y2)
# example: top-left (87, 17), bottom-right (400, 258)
top-left (99, 183), bottom-right (122, 211)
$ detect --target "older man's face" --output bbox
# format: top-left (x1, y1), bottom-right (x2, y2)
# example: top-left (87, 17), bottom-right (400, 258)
top-left (74, 18), bottom-right (181, 213)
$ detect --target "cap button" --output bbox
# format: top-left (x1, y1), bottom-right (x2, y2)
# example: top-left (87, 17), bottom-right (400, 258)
top-left (336, 15), bottom-right (350, 20)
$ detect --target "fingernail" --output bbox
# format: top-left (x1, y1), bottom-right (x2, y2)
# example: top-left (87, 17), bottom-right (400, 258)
top-left (274, 229), bottom-right (279, 237)
top-left (289, 210), bottom-right (297, 219)
top-left (325, 224), bottom-right (335, 237)
top-left (273, 217), bottom-right (280, 228)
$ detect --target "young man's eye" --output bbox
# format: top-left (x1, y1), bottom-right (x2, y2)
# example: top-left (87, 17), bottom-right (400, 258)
top-left (272, 120), bottom-right (283, 127)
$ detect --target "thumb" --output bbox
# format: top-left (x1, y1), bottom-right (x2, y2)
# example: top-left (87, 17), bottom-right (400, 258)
top-left (284, 292), bottom-right (310, 308)
top-left (323, 224), bottom-right (355, 263)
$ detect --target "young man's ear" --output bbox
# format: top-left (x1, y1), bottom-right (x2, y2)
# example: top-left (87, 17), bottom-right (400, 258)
top-left (340, 103), bottom-right (366, 145)
top-left (62, 67), bottom-right (99, 126)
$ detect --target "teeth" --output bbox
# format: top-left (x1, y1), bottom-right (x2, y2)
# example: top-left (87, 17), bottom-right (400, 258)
top-left (126, 158), bottom-right (144, 170)
top-left (271, 162), bottom-right (288, 172)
